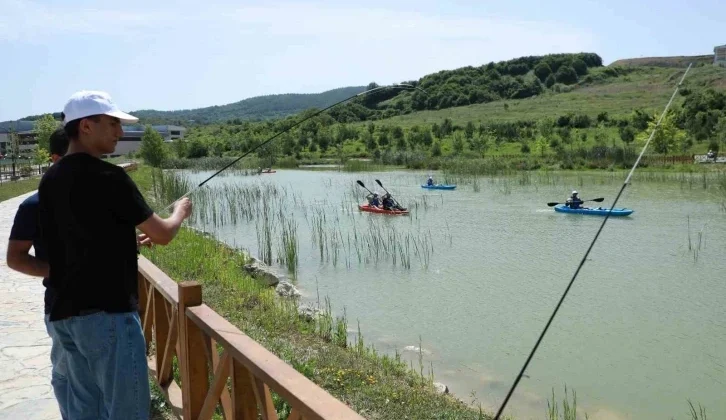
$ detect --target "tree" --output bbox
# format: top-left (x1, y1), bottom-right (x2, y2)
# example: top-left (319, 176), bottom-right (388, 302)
top-left (139, 125), bottom-right (167, 167)
top-left (465, 121), bottom-right (475, 139)
top-left (619, 126), bottom-right (635, 146)
top-left (555, 66), bottom-right (578, 85)
top-left (33, 147), bottom-right (51, 167)
top-left (453, 132), bottom-right (464, 154)
top-left (534, 62), bottom-right (552, 82)
top-left (636, 111), bottom-right (685, 155)
top-left (571, 59), bottom-right (588, 76)
top-left (33, 114), bottom-right (59, 152)
top-left (545, 74), bottom-right (556, 88)
top-left (431, 141), bottom-right (442, 157)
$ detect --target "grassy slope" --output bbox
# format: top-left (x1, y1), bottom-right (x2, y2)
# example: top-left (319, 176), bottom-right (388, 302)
top-left (129, 165), bottom-right (489, 420)
top-left (376, 65), bottom-right (726, 128)
top-left (0, 177), bottom-right (39, 202)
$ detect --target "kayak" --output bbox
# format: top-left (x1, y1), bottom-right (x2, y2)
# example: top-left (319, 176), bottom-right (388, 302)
top-left (358, 204), bottom-right (409, 215)
top-left (260, 170), bottom-right (276, 174)
top-left (421, 184), bottom-right (456, 190)
top-left (554, 204), bottom-right (633, 217)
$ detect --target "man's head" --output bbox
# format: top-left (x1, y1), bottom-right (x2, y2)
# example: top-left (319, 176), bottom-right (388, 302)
top-left (62, 91), bottom-right (138, 157)
top-left (49, 127), bottom-right (69, 163)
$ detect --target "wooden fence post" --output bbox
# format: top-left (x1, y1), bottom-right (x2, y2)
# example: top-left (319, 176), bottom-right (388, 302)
top-left (178, 281), bottom-right (208, 420)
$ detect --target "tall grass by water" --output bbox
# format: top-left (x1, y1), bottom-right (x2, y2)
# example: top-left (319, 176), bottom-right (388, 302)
top-left (149, 169), bottom-right (436, 273)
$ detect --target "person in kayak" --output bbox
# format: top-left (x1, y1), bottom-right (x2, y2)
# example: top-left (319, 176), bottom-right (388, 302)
top-left (426, 176), bottom-right (434, 186)
top-left (366, 191), bottom-right (382, 207)
top-left (381, 193), bottom-right (396, 210)
top-left (565, 191), bottom-right (584, 209)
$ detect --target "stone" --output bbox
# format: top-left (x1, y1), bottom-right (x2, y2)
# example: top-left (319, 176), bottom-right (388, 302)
top-left (242, 258), bottom-right (285, 287)
top-left (433, 382), bottom-right (449, 395)
top-left (275, 281), bottom-right (301, 298)
top-left (297, 304), bottom-right (322, 322)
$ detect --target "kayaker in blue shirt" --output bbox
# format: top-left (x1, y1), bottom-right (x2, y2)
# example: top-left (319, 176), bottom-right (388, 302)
top-left (427, 176), bottom-right (434, 186)
top-left (382, 193), bottom-right (395, 210)
top-left (367, 191), bottom-right (381, 207)
top-left (566, 191), bottom-right (584, 209)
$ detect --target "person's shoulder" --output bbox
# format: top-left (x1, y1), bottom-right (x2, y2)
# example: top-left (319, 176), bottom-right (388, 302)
top-left (18, 192), bottom-right (39, 209)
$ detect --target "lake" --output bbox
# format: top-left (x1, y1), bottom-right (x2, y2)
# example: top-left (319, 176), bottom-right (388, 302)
top-left (176, 168), bottom-right (726, 420)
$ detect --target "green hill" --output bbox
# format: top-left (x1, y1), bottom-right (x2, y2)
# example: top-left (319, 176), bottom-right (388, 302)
top-left (7, 86), bottom-right (368, 126)
top-left (166, 54), bottom-right (726, 172)
top-left (130, 86), bottom-right (368, 125)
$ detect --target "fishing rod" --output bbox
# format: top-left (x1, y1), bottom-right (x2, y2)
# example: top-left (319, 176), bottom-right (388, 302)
top-left (492, 62), bottom-right (693, 420)
top-left (160, 83), bottom-right (428, 212)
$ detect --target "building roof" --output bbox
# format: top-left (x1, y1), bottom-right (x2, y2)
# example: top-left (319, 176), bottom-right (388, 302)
top-left (715, 44), bottom-right (726, 50)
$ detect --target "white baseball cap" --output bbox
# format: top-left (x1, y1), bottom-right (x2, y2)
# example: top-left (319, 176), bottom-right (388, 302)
top-left (62, 90), bottom-right (138, 125)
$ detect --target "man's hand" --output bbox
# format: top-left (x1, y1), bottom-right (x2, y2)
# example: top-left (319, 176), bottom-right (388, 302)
top-left (137, 233), bottom-right (153, 248)
top-left (173, 197), bottom-right (193, 220)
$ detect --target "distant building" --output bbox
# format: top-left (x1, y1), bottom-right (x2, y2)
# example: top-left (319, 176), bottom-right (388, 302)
top-left (715, 44), bottom-right (726, 67)
top-left (0, 121), bottom-right (36, 158)
top-left (111, 125), bottom-right (187, 158)
top-left (0, 121), bottom-right (186, 159)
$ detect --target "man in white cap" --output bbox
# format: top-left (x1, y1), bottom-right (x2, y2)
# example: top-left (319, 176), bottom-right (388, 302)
top-left (38, 91), bottom-right (192, 419)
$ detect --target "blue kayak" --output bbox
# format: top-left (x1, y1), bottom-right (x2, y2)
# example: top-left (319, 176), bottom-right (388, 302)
top-left (554, 204), bottom-right (633, 217)
top-left (421, 184), bottom-right (457, 190)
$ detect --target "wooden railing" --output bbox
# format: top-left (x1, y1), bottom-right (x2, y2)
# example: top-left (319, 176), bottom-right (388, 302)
top-left (137, 255), bottom-right (365, 420)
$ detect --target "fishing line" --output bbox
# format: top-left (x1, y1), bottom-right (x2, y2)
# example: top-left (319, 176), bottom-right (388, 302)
top-left (492, 63), bottom-right (693, 420)
top-left (159, 83), bottom-right (428, 212)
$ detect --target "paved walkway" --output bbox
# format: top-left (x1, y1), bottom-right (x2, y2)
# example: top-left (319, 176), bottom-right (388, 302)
top-left (0, 190), bottom-right (61, 420)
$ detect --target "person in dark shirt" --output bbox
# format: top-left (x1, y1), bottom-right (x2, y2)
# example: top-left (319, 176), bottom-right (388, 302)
top-left (38, 90), bottom-right (192, 420)
top-left (7, 127), bottom-right (70, 419)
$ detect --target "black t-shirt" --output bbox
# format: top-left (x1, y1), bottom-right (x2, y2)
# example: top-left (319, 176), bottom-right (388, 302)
top-left (8, 192), bottom-right (55, 314)
top-left (38, 153), bottom-right (154, 322)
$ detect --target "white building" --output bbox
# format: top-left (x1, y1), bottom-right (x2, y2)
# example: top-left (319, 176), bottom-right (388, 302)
top-left (0, 121), bottom-right (186, 159)
top-left (110, 125), bottom-right (187, 158)
top-left (715, 44), bottom-right (726, 67)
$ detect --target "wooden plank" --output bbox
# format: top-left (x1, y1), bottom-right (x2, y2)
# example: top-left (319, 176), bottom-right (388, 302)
top-left (197, 351), bottom-right (231, 420)
top-left (139, 255), bottom-right (179, 304)
top-left (159, 307), bottom-right (178, 387)
top-left (286, 408), bottom-right (303, 420)
top-left (251, 375), bottom-right (276, 420)
top-left (205, 337), bottom-right (233, 419)
top-left (153, 288), bottom-right (170, 384)
top-left (178, 282), bottom-right (208, 420)
top-left (187, 305), bottom-right (364, 420)
top-left (231, 359), bottom-right (258, 420)
top-left (147, 356), bottom-right (184, 419)
top-left (137, 273), bottom-right (152, 354)
top-left (142, 280), bottom-right (155, 349)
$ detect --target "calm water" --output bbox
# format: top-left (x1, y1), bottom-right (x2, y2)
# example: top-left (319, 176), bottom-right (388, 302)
top-left (181, 168), bottom-right (726, 420)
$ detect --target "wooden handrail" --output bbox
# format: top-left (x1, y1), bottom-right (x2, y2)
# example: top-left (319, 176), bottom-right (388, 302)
top-left (136, 255), bottom-right (365, 420)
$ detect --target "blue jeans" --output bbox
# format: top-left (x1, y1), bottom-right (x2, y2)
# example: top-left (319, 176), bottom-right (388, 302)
top-left (50, 311), bottom-right (150, 420)
top-left (44, 315), bottom-right (69, 420)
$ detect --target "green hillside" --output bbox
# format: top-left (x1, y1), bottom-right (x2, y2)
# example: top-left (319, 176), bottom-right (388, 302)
top-left (8, 86), bottom-right (368, 126)
top-left (160, 55), bottom-right (726, 173)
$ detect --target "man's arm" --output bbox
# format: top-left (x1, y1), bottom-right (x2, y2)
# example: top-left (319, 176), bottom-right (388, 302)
top-left (111, 170), bottom-right (192, 246)
top-left (136, 200), bottom-right (191, 245)
top-left (6, 240), bottom-right (49, 278)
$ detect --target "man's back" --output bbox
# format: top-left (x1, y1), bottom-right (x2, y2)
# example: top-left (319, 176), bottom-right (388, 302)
top-left (38, 153), bottom-right (153, 322)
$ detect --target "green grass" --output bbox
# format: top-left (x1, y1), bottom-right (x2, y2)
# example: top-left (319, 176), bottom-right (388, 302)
top-left (0, 177), bottom-right (40, 202)
top-left (129, 165), bottom-right (490, 419)
top-left (375, 66), bottom-right (726, 128)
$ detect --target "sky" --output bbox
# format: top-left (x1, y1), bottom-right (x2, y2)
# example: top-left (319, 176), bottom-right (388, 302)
top-left (0, 0), bottom-right (724, 121)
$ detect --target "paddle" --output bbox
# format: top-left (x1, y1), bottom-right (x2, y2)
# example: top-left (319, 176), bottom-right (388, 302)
top-left (356, 180), bottom-right (374, 194)
top-left (547, 197), bottom-right (605, 207)
top-left (375, 179), bottom-right (406, 210)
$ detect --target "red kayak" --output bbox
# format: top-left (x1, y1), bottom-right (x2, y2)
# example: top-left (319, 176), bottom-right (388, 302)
top-left (260, 170), bottom-right (276, 174)
top-left (358, 203), bottom-right (409, 215)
